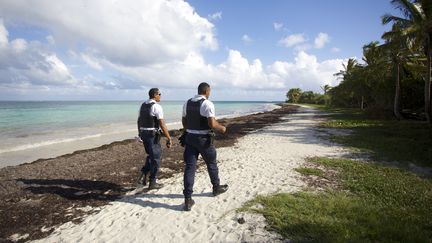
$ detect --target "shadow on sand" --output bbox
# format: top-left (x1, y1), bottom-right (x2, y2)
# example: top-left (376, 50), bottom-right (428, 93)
top-left (123, 188), bottom-right (214, 212)
top-left (16, 178), bottom-right (130, 201)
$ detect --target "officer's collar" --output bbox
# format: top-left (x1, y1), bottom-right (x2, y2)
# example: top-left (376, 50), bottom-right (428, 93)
top-left (194, 95), bottom-right (207, 100)
top-left (146, 99), bottom-right (157, 104)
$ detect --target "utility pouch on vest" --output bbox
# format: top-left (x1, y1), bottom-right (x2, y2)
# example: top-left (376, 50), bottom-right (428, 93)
top-left (179, 131), bottom-right (187, 147)
top-left (154, 130), bottom-right (161, 144)
top-left (208, 130), bottom-right (216, 145)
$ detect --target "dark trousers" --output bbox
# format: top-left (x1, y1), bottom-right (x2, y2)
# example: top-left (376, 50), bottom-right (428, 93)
top-left (140, 131), bottom-right (161, 183)
top-left (183, 133), bottom-right (220, 198)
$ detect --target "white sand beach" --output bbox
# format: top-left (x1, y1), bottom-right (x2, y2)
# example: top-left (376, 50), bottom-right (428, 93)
top-left (33, 106), bottom-right (345, 243)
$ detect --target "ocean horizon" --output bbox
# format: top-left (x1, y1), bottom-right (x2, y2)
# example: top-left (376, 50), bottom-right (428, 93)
top-left (0, 100), bottom-right (282, 168)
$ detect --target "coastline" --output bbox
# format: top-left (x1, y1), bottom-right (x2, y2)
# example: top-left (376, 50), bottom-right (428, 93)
top-left (0, 103), bottom-right (281, 169)
top-left (0, 104), bottom-right (298, 242)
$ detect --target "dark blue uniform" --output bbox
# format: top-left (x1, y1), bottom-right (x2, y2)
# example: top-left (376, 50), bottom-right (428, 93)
top-left (138, 101), bottom-right (161, 184)
top-left (183, 99), bottom-right (220, 198)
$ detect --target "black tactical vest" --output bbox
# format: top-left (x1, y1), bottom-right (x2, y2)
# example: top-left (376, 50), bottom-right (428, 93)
top-left (138, 102), bottom-right (159, 129)
top-left (186, 99), bottom-right (210, 130)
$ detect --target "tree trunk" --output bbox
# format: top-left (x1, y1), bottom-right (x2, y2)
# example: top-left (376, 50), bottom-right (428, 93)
top-left (361, 96), bottom-right (364, 110)
top-left (426, 38), bottom-right (432, 123)
top-left (394, 61), bottom-right (403, 120)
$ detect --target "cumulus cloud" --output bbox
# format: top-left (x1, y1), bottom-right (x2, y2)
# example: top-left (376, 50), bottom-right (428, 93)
top-left (273, 22), bottom-right (283, 31)
top-left (0, 21), bottom-right (76, 87)
top-left (0, 0), bottom-right (218, 67)
top-left (0, 2), bottom-right (346, 100)
top-left (279, 34), bottom-right (306, 47)
top-left (267, 51), bottom-right (345, 91)
top-left (314, 32), bottom-right (329, 49)
top-left (208, 11), bottom-right (222, 21)
top-left (279, 32), bottom-right (331, 51)
top-left (110, 49), bottom-right (344, 93)
top-left (241, 34), bottom-right (253, 44)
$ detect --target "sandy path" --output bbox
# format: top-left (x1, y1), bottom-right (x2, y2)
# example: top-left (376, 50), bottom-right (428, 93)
top-left (34, 106), bottom-right (344, 243)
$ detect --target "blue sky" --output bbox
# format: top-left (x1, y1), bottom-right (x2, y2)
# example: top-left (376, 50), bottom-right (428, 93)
top-left (0, 0), bottom-right (398, 101)
top-left (189, 0), bottom-right (398, 63)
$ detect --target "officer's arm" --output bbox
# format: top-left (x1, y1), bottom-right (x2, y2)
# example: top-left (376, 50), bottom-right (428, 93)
top-left (159, 119), bottom-right (172, 148)
top-left (182, 117), bottom-right (187, 129)
top-left (208, 117), bottom-right (226, 134)
top-left (137, 106), bottom-right (142, 134)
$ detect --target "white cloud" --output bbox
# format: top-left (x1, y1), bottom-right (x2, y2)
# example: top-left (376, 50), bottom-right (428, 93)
top-left (0, 19), bottom-right (8, 47)
top-left (46, 35), bottom-right (55, 45)
top-left (279, 34), bottom-right (306, 47)
top-left (208, 11), bottom-right (222, 21)
top-left (107, 49), bottom-right (344, 93)
top-left (0, 0), bottom-right (218, 67)
top-left (273, 22), bottom-right (283, 31)
top-left (267, 51), bottom-right (346, 91)
top-left (81, 53), bottom-right (103, 71)
top-left (11, 39), bottom-right (27, 52)
top-left (294, 43), bottom-right (312, 52)
top-left (0, 2), bottom-right (347, 100)
top-left (241, 34), bottom-right (253, 44)
top-left (279, 32), bottom-right (331, 51)
top-left (314, 32), bottom-right (330, 49)
top-left (331, 47), bottom-right (341, 52)
top-left (0, 21), bottom-right (76, 87)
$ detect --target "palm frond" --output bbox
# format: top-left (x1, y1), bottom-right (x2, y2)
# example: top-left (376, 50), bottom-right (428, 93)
top-left (382, 14), bottom-right (410, 25)
top-left (417, 0), bottom-right (432, 19)
top-left (391, 0), bottom-right (424, 21)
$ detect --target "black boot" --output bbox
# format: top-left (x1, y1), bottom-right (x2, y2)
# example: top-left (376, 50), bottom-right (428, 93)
top-left (148, 182), bottom-right (163, 190)
top-left (137, 172), bottom-right (148, 186)
top-left (183, 198), bottom-right (195, 211)
top-left (212, 184), bottom-right (228, 196)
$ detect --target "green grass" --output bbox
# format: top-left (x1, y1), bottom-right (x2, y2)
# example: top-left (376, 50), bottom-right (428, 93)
top-left (294, 167), bottom-right (324, 177)
top-left (240, 106), bottom-right (432, 241)
top-left (316, 108), bottom-right (432, 167)
top-left (241, 157), bottom-right (432, 242)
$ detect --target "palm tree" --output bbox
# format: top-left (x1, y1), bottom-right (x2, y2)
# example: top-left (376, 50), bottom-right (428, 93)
top-left (286, 88), bottom-right (302, 103)
top-left (320, 84), bottom-right (332, 106)
top-left (361, 42), bottom-right (389, 110)
top-left (334, 58), bottom-right (363, 108)
top-left (382, 0), bottom-right (432, 122)
top-left (334, 58), bottom-right (358, 80)
top-left (382, 23), bottom-right (411, 120)
top-left (321, 84), bottom-right (332, 95)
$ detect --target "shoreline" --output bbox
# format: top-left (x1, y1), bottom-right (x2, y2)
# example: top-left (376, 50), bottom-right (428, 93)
top-left (0, 103), bottom-right (281, 169)
top-left (0, 104), bottom-right (298, 242)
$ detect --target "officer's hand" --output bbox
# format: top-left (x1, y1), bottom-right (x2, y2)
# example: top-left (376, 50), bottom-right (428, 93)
top-left (221, 126), bottom-right (226, 134)
top-left (166, 139), bottom-right (172, 148)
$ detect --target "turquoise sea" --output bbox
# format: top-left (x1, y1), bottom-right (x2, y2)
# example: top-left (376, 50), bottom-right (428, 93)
top-left (0, 100), bottom-right (280, 167)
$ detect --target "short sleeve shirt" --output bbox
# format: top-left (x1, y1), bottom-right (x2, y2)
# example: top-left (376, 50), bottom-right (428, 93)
top-left (182, 95), bottom-right (215, 118)
top-left (145, 99), bottom-right (164, 120)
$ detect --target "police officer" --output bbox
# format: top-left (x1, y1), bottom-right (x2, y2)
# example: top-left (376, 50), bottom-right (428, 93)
top-left (137, 88), bottom-right (172, 190)
top-left (181, 82), bottom-right (228, 211)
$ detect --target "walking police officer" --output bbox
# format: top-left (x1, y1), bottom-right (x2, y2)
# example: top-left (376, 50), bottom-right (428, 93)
top-left (181, 82), bottom-right (228, 211)
top-left (137, 88), bottom-right (172, 190)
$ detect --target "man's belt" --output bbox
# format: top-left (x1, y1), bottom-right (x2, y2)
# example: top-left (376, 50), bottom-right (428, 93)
top-left (140, 127), bottom-right (157, 131)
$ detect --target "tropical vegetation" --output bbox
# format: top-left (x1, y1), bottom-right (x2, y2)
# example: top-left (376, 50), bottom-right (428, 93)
top-left (255, 2), bottom-right (432, 241)
top-left (287, 0), bottom-right (432, 122)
